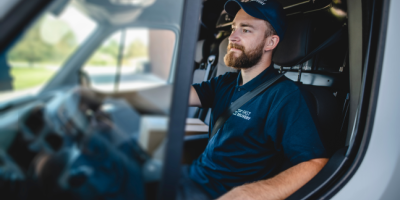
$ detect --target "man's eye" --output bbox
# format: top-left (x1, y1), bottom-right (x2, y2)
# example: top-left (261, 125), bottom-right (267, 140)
top-left (231, 28), bottom-right (235, 32)
top-left (243, 29), bottom-right (249, 33)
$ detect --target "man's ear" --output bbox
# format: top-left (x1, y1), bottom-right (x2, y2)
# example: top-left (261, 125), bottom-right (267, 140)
top-left (264, 35), bottom-right (280, 52)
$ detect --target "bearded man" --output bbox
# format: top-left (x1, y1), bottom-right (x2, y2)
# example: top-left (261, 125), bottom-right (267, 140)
top-left (178, 0), bottom-right (329, 199)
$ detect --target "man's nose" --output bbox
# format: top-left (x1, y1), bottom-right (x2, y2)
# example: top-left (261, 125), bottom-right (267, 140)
top-left (229, 29), bottom-right (240, 43)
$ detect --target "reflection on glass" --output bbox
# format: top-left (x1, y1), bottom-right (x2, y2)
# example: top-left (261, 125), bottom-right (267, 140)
top-left (83, 29), bottom-right (175, 92)
top-left (2, 4), bottom-right (97, 102)
top-left (0, 0), bottom-right (184, 199)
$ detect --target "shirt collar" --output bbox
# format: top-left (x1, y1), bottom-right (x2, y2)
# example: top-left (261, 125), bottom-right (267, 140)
top-left (235, 63), bottom-right (279, 91)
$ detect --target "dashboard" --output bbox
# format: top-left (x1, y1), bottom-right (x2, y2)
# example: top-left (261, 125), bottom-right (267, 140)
top-left (0, 87), bottom-right (166, 200)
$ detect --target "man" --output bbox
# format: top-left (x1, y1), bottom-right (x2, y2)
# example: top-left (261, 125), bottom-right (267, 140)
top-left (182, 0), bottom-right (329, 199)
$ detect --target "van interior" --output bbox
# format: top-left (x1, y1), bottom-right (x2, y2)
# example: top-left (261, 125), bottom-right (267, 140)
top-left (0, 0), bottom-right (380, 199)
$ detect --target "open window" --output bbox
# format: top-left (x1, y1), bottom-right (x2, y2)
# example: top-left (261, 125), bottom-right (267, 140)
top-left (82, 28), bottom-right (175, 92)
top-left (185, 0), bottom-right (390, 199)
top-left (0, 0), bottom-right (394, 199)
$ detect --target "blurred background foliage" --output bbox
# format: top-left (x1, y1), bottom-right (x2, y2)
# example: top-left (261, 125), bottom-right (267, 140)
top-left (8, 18), bottom-right (78, 67)
top-left (6, 17), bottom-right (147, 90)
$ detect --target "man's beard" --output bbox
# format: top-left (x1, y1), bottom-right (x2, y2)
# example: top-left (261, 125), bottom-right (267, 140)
top-left (224, 42), bottom-right (265, 70)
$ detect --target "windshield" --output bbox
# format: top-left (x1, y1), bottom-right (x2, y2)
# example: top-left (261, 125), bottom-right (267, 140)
top-left (0, 1), bottom-right (97, 103)
top-left (0, 0), bottom-right (185, 199)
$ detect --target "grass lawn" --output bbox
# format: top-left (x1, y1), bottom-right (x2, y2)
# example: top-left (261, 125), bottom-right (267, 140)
top-left (10, 67), bottom-right (56, 90)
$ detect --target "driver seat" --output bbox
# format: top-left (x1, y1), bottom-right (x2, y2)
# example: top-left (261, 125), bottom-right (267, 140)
top-left (272, 15), bottom-right (344, 156)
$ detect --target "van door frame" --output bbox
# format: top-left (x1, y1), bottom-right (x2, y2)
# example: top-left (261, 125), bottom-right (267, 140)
top-left (156, 0), bottom-right (202, 199)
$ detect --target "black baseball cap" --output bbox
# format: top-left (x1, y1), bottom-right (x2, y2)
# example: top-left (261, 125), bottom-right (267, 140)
top-left (224, 0), bottom-right (287, 39)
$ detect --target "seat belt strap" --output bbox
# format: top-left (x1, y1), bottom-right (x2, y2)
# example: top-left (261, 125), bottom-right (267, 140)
top-left (210, 73), bottom-right (285, 139)
top-left (203, 55), bottom-right (216, 81)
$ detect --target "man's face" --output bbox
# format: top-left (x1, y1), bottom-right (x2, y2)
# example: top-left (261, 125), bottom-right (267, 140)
top-left (224, 9), bottom-right (269, 69)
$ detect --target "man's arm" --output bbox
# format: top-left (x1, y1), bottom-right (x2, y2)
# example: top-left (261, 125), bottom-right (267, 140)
top-left (189, 86), bottom-right (202, 107)
top-left (218, 158), bottom-right (329, 200)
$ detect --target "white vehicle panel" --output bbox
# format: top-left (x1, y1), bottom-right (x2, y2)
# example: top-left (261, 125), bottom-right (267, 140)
top-left (332, 0), bottom-right (400, 199)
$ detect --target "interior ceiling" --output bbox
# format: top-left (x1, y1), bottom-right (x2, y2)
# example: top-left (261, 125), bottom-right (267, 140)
top-left (200, 0), bottom-right (344, 34)
top-left (74, 0), bottom-right (183, 26)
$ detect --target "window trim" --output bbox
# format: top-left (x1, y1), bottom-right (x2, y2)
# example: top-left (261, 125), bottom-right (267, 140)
top-left (0, 0), bottom-right (52, 53)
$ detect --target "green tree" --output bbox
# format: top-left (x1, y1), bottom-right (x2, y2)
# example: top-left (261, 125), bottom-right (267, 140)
top-left (8, 16), bottom-right (78, 67)
top-left (86, 39), bottom-right (119, 66)
top-left (8, 21), bottom-right (53, 67)
top-left (99, 39), bottom-right (119, 58)
top-left (52, 31), bottom-right (78, 63)
top-left (125, 39), bottom-right (148, 59)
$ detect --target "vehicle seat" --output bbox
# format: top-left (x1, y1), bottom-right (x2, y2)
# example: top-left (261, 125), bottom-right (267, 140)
top-left (272, 15), bottom-right (345, 155)
top-left (193, 40), bottom-right (207, 84)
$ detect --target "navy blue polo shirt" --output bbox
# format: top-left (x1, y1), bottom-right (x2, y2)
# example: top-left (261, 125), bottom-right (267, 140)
top-left (189, 65), bottom-right (328, 198)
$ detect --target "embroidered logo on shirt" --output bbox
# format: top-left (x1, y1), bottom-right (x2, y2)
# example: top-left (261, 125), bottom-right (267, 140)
top-left (241, 0), bottom-right (267, 5)
top-left (233, 109), bottom-right (252, 120)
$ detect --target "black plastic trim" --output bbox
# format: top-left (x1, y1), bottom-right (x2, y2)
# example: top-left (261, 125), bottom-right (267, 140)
top-left (157, 0), bottom-right (202, 199)
top-left (0, 0), bottom-right (52, 52)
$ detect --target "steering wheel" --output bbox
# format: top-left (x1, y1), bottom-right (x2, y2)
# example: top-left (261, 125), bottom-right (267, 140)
top-left (18, 87), bottom-right (148, 200)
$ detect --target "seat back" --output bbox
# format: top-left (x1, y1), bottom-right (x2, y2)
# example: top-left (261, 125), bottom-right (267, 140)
top-left (273, 16), bottom-right (315, 67)
top-left (298, 85), bottom-right (340, 155)
top-left (272, 15), bottom-right (346, 154)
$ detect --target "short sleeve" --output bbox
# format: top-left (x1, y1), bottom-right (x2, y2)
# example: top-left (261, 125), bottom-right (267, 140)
top-left (266, 88), bottom-right (328, 166)
top-left (192, 73), bottom-right (231, 108)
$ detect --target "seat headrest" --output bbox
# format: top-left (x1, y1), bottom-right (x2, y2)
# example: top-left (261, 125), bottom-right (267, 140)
top-left (273, 17), bottom-right (314, 67)
top-left (195, 40), bottom-right (205, 63)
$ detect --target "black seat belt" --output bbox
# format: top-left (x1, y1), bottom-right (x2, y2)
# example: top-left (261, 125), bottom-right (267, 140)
top-left (210, 73), bottom-right (285, 139)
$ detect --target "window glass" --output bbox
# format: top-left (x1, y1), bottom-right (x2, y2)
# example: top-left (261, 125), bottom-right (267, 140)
top-left (1, 4), bottom-right (97, 102)
top-left (0, 0), bottom-right (185, 199)
top-left (83, 28), bottom-right (175, 92)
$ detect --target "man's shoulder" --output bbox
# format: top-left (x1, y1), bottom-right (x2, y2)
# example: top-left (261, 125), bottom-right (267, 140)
top-left (265, 78), bottom-right (317, 116)
top-left (270, 77), bottom-right (300, 96)
top-left (217, 71), bottom-right (240, 81)
top-left (212, 71), bottom-right (239, 87)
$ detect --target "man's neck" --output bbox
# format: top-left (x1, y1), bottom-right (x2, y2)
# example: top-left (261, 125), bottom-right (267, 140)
top-left (240, 57), bottom-right (272, 86)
